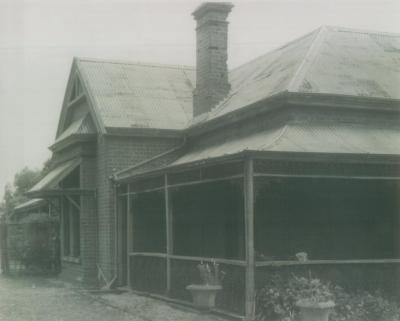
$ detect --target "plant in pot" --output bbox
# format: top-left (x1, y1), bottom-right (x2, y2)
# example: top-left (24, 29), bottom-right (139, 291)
top-left (186, 260), bottom-right (225, 309)
top-left (292, 275), bottom-right (335, 321)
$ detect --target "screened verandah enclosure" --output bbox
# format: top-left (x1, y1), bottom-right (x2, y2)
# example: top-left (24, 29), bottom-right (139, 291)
top-left (116, 153), bottom-right (400, 319)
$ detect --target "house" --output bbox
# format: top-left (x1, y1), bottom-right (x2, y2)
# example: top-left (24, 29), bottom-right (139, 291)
top-left (27, 57), bottom-right (192, 285)
top-left (28, 2), bottom-right (399, 320)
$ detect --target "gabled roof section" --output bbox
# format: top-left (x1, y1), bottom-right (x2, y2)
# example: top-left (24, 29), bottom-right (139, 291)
top-left (195, 26), bottom-right (400, 124)
top-left (76, 58), bottom-right (195, 131)
top-left (56, 59), bottom-right (104, 138)
top-left (51, 112), bottom-right (96, 149)
top-left (57, 26), bottom-right (399, 136)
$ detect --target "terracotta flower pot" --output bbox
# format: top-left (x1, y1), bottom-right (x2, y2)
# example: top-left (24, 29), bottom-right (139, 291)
top-left (186, 284), bottom-right (222, 309)
top-left (296, 300), bottom-right (335, 321)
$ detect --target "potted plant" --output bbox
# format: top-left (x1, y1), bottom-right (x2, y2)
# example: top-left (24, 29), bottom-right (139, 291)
top-left (186, 260), bottom-right (225, 309)
top-left (293, 275), bottom-right (335, 321)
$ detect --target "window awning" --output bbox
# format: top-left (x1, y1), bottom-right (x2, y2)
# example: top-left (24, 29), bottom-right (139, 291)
top-left (27, 159), bottom-right (82, 198)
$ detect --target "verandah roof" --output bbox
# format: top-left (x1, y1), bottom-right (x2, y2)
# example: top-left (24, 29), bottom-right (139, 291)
top-left (174, 120), bottom-right (400, 165)
top-left (27, 159), bottom-right (81, 197)
top-left (115, 118), bottom-right (400, 182)
top-left (13, 199), bottom-right (46, 213)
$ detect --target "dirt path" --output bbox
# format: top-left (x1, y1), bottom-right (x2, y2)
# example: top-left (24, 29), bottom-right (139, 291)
top-left (0, 276), bottom-right (227, 321)
top-left (0, 276), bottom-right (141, 321)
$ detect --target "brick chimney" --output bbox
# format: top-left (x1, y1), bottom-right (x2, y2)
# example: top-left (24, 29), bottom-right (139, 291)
top-left (192, 2), bottom-right (234, 117)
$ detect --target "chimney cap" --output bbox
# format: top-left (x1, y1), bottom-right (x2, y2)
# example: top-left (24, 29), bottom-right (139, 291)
top-left (192, 2), bottom-right (234, 20)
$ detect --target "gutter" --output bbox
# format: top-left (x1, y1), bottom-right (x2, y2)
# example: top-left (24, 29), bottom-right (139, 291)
top-left (185, 92), bottom-right (400, 138)
top-left (113, 136), bottom-right (188, 182)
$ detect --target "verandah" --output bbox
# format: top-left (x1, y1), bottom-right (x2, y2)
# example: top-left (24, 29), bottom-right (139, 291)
top-left (115, 156), bottom-right (400, 319)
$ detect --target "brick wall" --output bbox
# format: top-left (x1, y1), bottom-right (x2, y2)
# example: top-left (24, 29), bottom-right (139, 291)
top-left (53, 142), bottom-right (97, 286)
top-left (80, 155), bottom-right (98, 287)
top-left (96, 134), bottom-right (181, 284)
top-left (52, 141), bottom-right (96, 166)
top-left (52, 133), bottom-right (181, 287)
top-left (193, 3), bottom-right (233, 116)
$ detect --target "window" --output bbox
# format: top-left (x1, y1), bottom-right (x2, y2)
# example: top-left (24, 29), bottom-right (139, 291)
top-left (60, 164), bottom-right (81, 261)
top-left (62, 197), bottom-right (80, 259)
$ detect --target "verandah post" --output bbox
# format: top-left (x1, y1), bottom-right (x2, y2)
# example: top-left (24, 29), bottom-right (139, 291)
top-left (165, 174), bottom-right (173, 295)
top-left (126, 184), bottom-right (132, 288)
top-left (244, 158), bottom-right (255, 320)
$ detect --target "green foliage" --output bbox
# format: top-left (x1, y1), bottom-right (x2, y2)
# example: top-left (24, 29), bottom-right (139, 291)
top-left (12, 241), bottom-right (53, 274)
top-left (256, 273), bottom-right (400, 321)
top-left (331, 288), bottom-right (400, 321)
top-left (14, 167), bottom-right (41, 195)
top-left (256, 274), bottom-right (333, 321)
top-left (40, 158), bottom-right (54, 178)
top-left (290, 275), bottom-right (334, 305)
top-left (256, 273), bottom-right (297, 321)
top-left (2, 166), bottom-right (42, 216)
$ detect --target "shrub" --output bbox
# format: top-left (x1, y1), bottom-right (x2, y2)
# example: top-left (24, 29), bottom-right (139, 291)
top-left (256, 273), bottom-right (400, 321)
top-left (331, 288), bottom-right (400, 321)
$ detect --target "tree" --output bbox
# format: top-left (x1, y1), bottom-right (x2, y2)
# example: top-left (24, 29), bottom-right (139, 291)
top-left (14, 167), bottom-right (41, 195)
top-left (2, 167), bottom-right (42, 216)
top-left (41, 158), bottom-right (53, 177)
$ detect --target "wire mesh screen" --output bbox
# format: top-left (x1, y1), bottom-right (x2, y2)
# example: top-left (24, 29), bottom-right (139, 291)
top-left (255, 263), bottom-right (400, 298)
top-left (129, 255), bottom-right (167, 295)
top-left (170, 258), bottom-right (246, 315)
top-left (254, 159), bottom-right (400, 177)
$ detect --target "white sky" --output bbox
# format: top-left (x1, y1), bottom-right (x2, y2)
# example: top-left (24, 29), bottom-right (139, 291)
top-left (0, 0), bottom-right (399, 198)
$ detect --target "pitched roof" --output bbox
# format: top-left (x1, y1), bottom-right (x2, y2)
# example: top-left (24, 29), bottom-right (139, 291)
top-left (52, 112), bottom-right (96, 146)
top-left (195, 26), bottom-right (400, 124)
top-left (77, 59), bottom-right (195, 130)
top-left (76, 26), bottom-right (400, 132)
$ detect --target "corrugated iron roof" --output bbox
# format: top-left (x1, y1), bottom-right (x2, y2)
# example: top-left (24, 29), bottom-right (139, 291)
top-left (53, 113), bottom-right (96, 145)
top-left (76, 26), bottom-right (400, 131)
top-left (77, 59), bottom-right (195, 130)
top-left (13, 199), bottom-right (46, 212)
top-left (196, 26), bottom-right (400, 124)
top-left (29, 159), bottom-right (81, 194)
top-left (114, 116), bottom-right (400, 180)
top-left (202, 29), bottom-right (320, 121)
top-left (296, 27), bottom-right (400, 98)
top-left (115, 148), bottom-right (184, 181)
top-left (171, 119), bottom-right (400, 166)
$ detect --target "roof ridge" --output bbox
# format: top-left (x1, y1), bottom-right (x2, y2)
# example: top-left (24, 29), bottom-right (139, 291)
top-left (229, 28), bottom-right (321, 74)
top-left (203, 29), bottom-right (323, 120)
top-left (260, 123), bottom-right (290, 151)
top-left (76, 56), bottom-right (195, 71)
top-left (287, 25), bottom-right (327, 92)
top-left (323, 25), bottom-right (400, 37)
